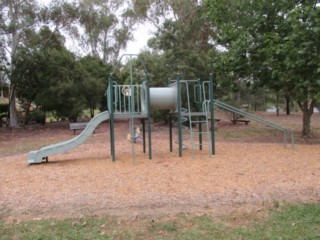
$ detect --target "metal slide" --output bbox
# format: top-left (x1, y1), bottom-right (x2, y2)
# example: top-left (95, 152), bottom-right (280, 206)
top-left (27, 111), bottom-right (110, 164)
top-left (213, 100), bottom-right (294, 148)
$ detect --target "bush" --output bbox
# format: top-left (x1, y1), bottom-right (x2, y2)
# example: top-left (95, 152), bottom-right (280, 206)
top-left (0, 104), bottom-right (8, 113)
top-left (26, 110), bottom-right (46, 125)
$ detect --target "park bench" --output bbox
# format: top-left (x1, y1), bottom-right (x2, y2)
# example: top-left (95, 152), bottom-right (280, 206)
top-left (69, 122), bottom-right (90, 134)
top-left (231, 119), bottom-right (250, 125)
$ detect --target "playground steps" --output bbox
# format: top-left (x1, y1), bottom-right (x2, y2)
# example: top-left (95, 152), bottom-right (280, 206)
top-left (189, 116), bottom-right (211, 158)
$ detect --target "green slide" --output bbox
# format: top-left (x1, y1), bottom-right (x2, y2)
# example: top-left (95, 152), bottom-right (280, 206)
top-left (27, 111), bottom-right (110, 164)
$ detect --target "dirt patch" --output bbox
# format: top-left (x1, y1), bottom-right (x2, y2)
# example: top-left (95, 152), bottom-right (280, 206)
top-left (0, 112), bottom-right (319, 222)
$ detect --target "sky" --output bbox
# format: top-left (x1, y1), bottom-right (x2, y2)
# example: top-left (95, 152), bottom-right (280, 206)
top-left (125, 23), bottom-right (154, 54)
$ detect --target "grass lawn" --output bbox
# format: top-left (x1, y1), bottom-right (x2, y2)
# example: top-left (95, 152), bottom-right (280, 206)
top-left (1, 203), bottom-right (319, 240)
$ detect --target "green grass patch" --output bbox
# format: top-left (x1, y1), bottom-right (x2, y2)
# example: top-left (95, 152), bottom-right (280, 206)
top-left (1, 203), bottom-right (319, 240)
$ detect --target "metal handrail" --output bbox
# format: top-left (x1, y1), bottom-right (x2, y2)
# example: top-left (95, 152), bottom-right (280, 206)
top-left (212, 99), bottom-right (295, 149)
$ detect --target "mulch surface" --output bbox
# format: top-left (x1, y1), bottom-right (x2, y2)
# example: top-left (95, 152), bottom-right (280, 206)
top-left (0, 112), bottom-right (319, 222)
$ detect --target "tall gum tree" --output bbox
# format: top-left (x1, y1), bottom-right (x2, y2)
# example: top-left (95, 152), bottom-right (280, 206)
top-left (130, 0), bottom-right (217, 80)
top-left (0, 0), bottom-right (79, 127)
top-left (78, 0), bottom-right (133, 63)
top-left (0, 0), bottom-right (39, 128)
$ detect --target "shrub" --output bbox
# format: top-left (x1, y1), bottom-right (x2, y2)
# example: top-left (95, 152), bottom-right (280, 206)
top-left (26, 109), bottom-right (46, 125)
top-left (0, 104), bottom-right (8, 113)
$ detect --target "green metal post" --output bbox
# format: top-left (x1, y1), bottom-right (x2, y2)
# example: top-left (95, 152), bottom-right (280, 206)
top-left (129, 56), bottom-right (135, 165)
top-left (199, 119), bottom-right (202, 150)
top-left (108, 74), bottom-right (115, 161)
top-left (197, 79), bottom-right (203, 150)
top-left (177, 75), bottom-right (182, 157)
top-left (169, 114), bottom-right (173, 152)
top-left (209, 73), bottom-right (215, 155)
top-left (142, 118), bottom-right (146, 153)
top-left (146, 75), bottom-right (152, 160)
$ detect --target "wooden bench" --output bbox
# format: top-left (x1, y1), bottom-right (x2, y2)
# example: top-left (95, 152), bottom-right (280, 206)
top-left (231, 119), bottom-right (250, 125)
top-left (69, 122), bottom-right (89, 134)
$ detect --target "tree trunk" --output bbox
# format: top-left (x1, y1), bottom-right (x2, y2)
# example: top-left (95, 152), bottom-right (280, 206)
top-left (276, 93), bottom-right (280, 116)
top-left (298, 99), bottom-right (316, 137)
top-left (8, 0), bottom-right (19, 128)
top-left (90, 108), bottom-right (94, 118)
top-left (23, 100), bottom-right (33, 125)
top-left (285, 94), bottom-right (290, 115)
top-left (302, 110), bottom-right (312, 136)
top-left (9, 86), bottom-right (19, 128)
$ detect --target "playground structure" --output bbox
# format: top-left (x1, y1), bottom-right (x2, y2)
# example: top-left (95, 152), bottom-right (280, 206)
top-left (27, 54), bottom-right (294, 164)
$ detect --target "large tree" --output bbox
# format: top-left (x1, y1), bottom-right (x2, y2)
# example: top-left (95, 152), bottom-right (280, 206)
top-left (0, 0), bottom-right (39, 128)
top-left (0, 0), bottom-right (80, 127)
top-left (77, 0), bottom-right (133, 63)
top-left (130, 0), bottom-right (217, 81)
top-left (12, 27), bottom-right (87, 123)
top-left (205, 0), bottom-right (320, 136)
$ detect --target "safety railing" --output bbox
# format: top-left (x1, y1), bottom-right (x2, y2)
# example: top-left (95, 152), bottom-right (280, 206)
top-left (213, 99), bottom-right (295, 149)
top-left (201, 80), bottom-right (294, 148)
top-left (107, 82), bottom-right (145, 115)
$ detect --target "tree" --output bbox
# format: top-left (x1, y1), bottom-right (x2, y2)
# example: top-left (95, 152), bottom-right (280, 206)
top-left (0, 0), bottom-right (80, 127)
top-left (205, 0), bottom-right (320, 136)
top-left (78, 0), bottom-right (133, 63)
top-left (0, 0), bottom-right (40, 127)
top-left (12, 27), bottom-right (87, 123)
top-left (78, 56), bottom-right (112, 117)
top-left (130, 1), bottom-right (218, 81)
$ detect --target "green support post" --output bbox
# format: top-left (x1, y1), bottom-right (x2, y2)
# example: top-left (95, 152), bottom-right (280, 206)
top-left (146, 75), bottom-right (152, 160)
top-left (129, 56), bottom-right (135, 165)
top-left (142, 118), bottom-right (146, 153)
top-left (199, 118), bottom-right (202, 150)
top-left (177, 75), bottom-right (182, 157)
top-left (197, 79), bottom-right (203, 150)
top-left (284, 130), bottom-right (287, 148)
top-left (108, 74), bottom-right (115, 161)
top-left (209, 73), bottom-right (215, 155)
top-left (169, 114), bottom-right (173, 152)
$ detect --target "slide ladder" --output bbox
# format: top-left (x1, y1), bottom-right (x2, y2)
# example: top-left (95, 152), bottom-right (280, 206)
top-left (184, 83), bottom-right (211, 159)
top-left (213, 100), bottom-right (295, 148)
top-left (28, 111), bottom-right (110, 164)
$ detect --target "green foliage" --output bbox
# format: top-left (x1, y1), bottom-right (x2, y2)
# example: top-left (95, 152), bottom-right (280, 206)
top-left (78, 0), bottom-right (132, 62)
top-left (146, 16), bottom-right (216, 81)
top-left (13, 28), bottom-right (88, 123)
top-left (78, 56), bottom-right (112, 116)
top-left (205, 0), bottom-right (320, 135)
top-left (1, 203), bottom-right (319, 239)
top-left (25, 109), bottom-right (46, 125)
top-left (128, 1), bottom-right (218, 84)
top-left (0, 104), bottom-right (8, 113)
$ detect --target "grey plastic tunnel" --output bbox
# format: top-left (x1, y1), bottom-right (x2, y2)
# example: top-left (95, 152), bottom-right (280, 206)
top-left (147, 83), bottom-right (178, 111)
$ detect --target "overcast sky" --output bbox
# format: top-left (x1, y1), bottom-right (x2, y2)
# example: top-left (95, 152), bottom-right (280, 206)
top-left (125, 23), bottom-right (154, 54)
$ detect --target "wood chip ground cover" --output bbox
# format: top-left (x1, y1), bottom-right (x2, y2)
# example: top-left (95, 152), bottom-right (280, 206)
top-left (0, 112), bottom-right (319, 222)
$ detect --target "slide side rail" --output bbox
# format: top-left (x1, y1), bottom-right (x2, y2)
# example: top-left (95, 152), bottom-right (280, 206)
top-left (213, 100), bottom-right (294, 149)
